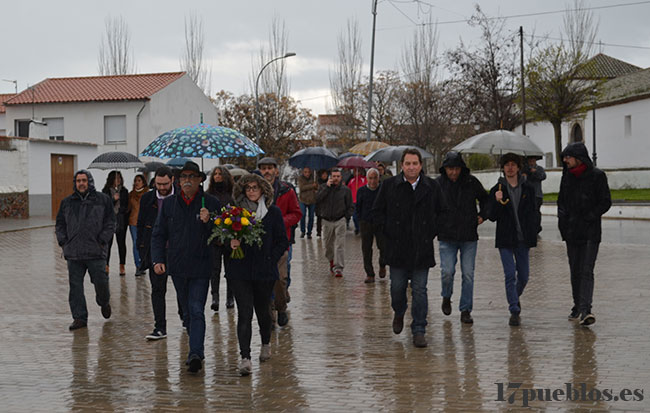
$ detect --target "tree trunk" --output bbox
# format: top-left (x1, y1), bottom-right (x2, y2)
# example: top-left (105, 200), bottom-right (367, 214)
top-left (552, 120), bottom-right (563, 167)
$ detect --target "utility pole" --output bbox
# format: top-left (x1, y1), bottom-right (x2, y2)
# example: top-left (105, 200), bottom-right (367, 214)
top-left (519, 26), bottom-right (526, 136)
top-left (365, 0), bottom-right (378, 141)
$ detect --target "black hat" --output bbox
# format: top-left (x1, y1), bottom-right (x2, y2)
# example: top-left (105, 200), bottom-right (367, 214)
top-left (257, 157), bottom-right (278, 167)
top-left (500, 153), bottom-right (523, 169)
top-left (180, 161), bottom-right (207, 182)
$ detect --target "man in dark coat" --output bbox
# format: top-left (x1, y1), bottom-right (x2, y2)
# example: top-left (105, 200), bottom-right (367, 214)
top-left (435, 151), bottom-right (488, 324)
top-left (487, 153), bottom-right (539, 327)
top-left (373, 148), bottom-right (444, 348)
top-left (356, 168), bottom-right (386, 283)
top-left (137, 166), bottom-right (183, 341)
top-left (558, 142), bottom-right (611, 326)
top-left (151, 161), bottom-right (220, 373)
top-left (55, 169), bottom-right (114, 331)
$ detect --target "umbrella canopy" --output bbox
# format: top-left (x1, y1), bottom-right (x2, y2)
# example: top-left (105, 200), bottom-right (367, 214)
top-left (338, 152), bottom-right (359, 160)
top-left (452, 129), bottom-right (544, 157)
top-left (289, 147), bottom-right (339, 170)
top-left (166, 157), bottom-right (192, 167)
top-left (348, 140), bottom-right (389, 156)
top-left (337, 156), bottom-right (376, 169)
top-left (364, 145), bottom-right (434, 163)
top-left (88, 151), bottom-right (144, 170)
top-left (138, 161), bottom-right (166, 174)
top-left (228, 167), bottom-right (250, 177)
top-left (140, 123), bottom-right (264, 159)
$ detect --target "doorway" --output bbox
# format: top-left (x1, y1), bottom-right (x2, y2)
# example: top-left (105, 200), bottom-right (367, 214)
top-left (51, 154), bottom-right (75, 219)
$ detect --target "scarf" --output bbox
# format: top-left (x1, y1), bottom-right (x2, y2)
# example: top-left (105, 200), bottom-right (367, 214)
top-left (569, 163), bottom-right (587, 178)
top-left (238, 195), bottom-right (268, 221)
top-left (110, 186), bottom-right (121, 214)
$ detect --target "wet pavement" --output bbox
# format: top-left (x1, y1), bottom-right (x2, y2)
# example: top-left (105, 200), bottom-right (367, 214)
top-left (0, 219), bottom-right (649, 412)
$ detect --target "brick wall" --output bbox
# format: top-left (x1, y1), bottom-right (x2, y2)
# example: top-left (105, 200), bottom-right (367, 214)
top-left (0, 191), bottom-right (29, 218)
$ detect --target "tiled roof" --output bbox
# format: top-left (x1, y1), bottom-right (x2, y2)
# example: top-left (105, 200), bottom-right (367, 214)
top-left (600, 67), bottom-right (650, 105)
top-left (0, 93), bottom-right (16, 114)
top-left (574, 53), bottom-right (641, 79)
top-left (4, 72), bottom-right (185, 105)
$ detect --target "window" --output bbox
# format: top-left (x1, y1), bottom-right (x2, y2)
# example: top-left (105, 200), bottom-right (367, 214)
top-left (104, 115), bottom-right (126, 144)
top-left (15, 120), bottom-right (30, 137)
top-left (570, 123), bottom-right (583, 143)
top-left (624, 115), bottom-right (632, 137)
top-left (44, 117), bottom-right (64, 141)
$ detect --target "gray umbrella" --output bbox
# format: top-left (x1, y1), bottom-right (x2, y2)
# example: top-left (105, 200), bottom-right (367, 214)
top-left (138, 161), bottom-right (166, 174)
top-left (364, 145), bottom-right (434, 163)
top-left (88, 151), bottom-right (145, 170)
top-left (452, 129), bottom-right (544, 157)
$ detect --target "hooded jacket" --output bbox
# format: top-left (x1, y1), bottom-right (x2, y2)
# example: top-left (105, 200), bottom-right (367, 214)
top-left (435, 152), bottom-right (488, 242)
top-left (55, 169), bottom-right (116, 261)
top-left (225, 174), bottom-right (289, 281)
top-left (557, 142), bottom-right (611, 243)
top-left (270, 179), bottom-right (302, 245)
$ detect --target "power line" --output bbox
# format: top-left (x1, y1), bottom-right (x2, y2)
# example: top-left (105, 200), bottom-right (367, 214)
top-left (388, 0), bottom-right (420, 26)
top-left (525, 33), bottom-right (650, 50)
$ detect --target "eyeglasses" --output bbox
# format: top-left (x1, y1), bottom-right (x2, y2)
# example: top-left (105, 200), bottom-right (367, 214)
top-left (245, 185), bottom-right (260, 192)
top-left (179, 174), bottom-right (198, 180)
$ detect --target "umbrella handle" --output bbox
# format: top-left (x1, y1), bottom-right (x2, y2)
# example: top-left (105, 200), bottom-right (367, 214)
top-left (497, 183), bottom-right (510, 205)
top-left (202, 196), bottom-right (205, 208)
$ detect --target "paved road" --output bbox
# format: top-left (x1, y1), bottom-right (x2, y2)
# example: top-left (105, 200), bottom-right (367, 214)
top-left (0, 222), bottom-right (648, 411)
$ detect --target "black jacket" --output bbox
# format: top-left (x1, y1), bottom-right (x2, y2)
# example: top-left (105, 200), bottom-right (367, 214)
top-left (316, 183), bottom-right (353, 221)
top-left (151, 188), bottom-right (221, 279)
top-left (487, 177), bottom-right (538, 249)
top-left (557, 142), bottom-right (611, 243)
top-left (136, 189), bottom-right (170, 270)
top-left (373, 172), bottom-right (444, 270)
top-left (356, 184), bottom-right (381, 223)
top-left (435, 164), bottom-right (488, 242)
top-left (102, 185), bottom-right (129, 233)
top-left (55, 170), bottom-right (115, 261)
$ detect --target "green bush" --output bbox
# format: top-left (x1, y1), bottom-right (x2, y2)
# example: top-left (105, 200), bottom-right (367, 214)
top-left (465, 153), bottom-right (495, 171)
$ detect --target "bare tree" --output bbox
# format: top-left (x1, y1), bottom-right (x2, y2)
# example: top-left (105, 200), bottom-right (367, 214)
top-left (401, 17), bottom-right (439, 87)
top-left (180, 12), bottom-right (212, 95)
top-left (250, 16), bottom-right (291, 98)
top-left (563, 0), bottom-right (599, 61)
top-left (329, 18), bottom-right (363, 122)
top-left (98, 15), bottom-right (135, 76)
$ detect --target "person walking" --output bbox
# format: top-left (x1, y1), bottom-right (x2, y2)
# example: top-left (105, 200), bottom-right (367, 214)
top-left (151, 161), bottom-right (220, 373)
top-left (558, 142), bottom-right (611, 326)
top-left (315, 169), bottom-right (329, 238)
top-left (487, 153), bottom-right (539, 327)
top-left (128, 174), bottom-right (148, 276)
top-left (225, 174), bottom-right (289, 376)
top-left (102, 171), bottom-right (129, 276)
top-left (373, 148), bottom-right (444, 348)
top-left (355, 168), bottom-right (386, 283)
top-left (523, 156), bottom-right (547, 234)
top-left (316, 168), bottom-right (353, 278)
top-left (297, 167), bottom-right (318, 239)
top-left (435, 151), bottom-right (488, 325)
top-left (347, 168), bottom-right (367, 235)
top-left (55, 169), bottom-right (114, 331)
top-left (206, 166), bottom-right (236, 312)
top-left (137, 167), bottom-right (184, 341)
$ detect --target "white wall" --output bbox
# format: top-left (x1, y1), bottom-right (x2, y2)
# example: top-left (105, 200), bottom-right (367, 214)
top-left (0, 113), bottom-right (6, 135)
top-left (0, 138), bottom-right (29, 193)
top-left (28, 140), bottom-right (98, 195)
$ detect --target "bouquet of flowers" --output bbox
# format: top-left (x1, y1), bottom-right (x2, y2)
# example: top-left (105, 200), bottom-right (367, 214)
top-left (207, 205), bottom-right (265, 259)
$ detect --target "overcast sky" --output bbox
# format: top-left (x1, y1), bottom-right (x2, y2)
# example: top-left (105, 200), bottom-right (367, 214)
top-left (2, 0), bottom-right (650, 115)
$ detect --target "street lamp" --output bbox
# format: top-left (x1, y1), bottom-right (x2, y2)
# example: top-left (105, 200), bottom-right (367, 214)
top-left (254, 52), bottom-right (296, 162)
top-left (592, 89), bottom-right (598, 166)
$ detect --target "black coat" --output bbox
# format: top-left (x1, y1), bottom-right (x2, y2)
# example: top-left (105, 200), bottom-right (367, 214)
top-left (435, 168), bottom-right (488, 242)
top-left (557, 143), bottom-right (611, 243)
top-left (102, 186), bottom-right (129, 233)
top-left (355, 184), bottom-right (381, 223)
top-left (372, 172), bottom-right (444, 270)
top-left (487, 177), bottom-right (538, 249)
top-left (136, 190), bottom-right (163, 270)
top-left (151, 188), bottom-right (221, 279)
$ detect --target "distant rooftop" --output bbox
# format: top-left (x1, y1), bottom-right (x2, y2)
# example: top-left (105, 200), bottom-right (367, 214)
top-left (0, 93), bottom-right (16, 114)
top-left (600, 67), bottom-right (650, 106)
top-left (574, 53), bottom-right (642, 80)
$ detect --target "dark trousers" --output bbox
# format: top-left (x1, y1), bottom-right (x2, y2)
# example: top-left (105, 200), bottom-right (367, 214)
top-left (566, 241), bottom-right (600, 315)
top-left (107, 224), bottom-right (128, 266)
top-left (210, 245), bottom-right (232, 305)
top-left (360, 221), bottom-right (385, 277)
top-left (229, 278), bottom-right (275, 359)
top-left (536, 197), bottom-right (543, 233)
top-left (172, 276), bottom-right (210, 360)
top-left (148, 268), bottom-right (183, 332)
top-left (316, 215), bottom-right (323, 236)
top-left (67, 259), bottom-right (110, 321)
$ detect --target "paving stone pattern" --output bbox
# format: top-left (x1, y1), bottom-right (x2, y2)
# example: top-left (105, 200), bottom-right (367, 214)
top-left (0, 225), bottom-right (648, 412)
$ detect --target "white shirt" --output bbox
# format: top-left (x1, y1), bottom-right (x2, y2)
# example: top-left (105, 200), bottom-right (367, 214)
top-left (403, 175), bottom-right (421, 190)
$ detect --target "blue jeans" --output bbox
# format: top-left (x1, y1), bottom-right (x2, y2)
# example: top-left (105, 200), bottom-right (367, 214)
top-left (299, 203), bottom-right (315, 235)
top-left (439, 240), bottom-right (478, 312)
top-left (498, 247), bottom-right (530, 314)
top-left (129, 225), bottom-right (141, 269)
top-left (67, 259), bottom-right (110, 321)
top-left (172, 276), bottom-right (210, 360)
top-left (390, 267), bottom-right (429, 334)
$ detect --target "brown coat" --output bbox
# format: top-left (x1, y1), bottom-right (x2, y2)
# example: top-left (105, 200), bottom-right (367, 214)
top-left (297, 174), bottom-right (318, 205)
top-left (128, 187), bottom-right (148, 226)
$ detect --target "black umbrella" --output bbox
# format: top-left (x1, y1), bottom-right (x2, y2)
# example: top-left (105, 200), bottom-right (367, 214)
top-left (138, 161), bottom-right (166, 174)
top-left (289, 147), bottom-right (339, 170)
top-left (364, 145), bottom-right (434, 163)
top-left (88, 151), bottom-right (144, 170)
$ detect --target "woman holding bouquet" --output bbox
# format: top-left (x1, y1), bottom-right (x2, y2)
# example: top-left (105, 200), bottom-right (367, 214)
top-left (225, 173), bottom-right (289, 376)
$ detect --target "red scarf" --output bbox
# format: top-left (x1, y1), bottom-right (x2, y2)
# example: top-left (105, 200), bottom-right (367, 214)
top-left (569, 163), bottom-right (587, 178)
top-left (181, 190), bottom-right (197, 206)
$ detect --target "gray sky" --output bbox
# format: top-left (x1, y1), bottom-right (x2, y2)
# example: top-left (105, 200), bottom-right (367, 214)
top-left (2, 0), bottom-right (650, 115)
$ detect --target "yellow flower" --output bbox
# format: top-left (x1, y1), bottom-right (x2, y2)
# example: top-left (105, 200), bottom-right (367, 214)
top-left (241, 217), bottom-right (249, 226)
top-left (243, 209), bottom-right (251, 217)
top-left (224, 217), bottom-right (232, 225)
top-left (214, 218), bottom-right (222, 225)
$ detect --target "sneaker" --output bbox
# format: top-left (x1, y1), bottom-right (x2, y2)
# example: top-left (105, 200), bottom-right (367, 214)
top-left (392, 313), bottom-right (404, 334)
top-left (187, 354), bottom-right (202, 373)
top-left (146, 329), bottom-right (167, 340)
top-left (211, 299), bottom-right (219, 312)
top-left (379, 267), bottom-right (387, 279)
top-left (307, 234), bottom-right (312, 239)
top-left (354, 229), bottom-right (360, 235)
top-left (568, 309), bottom-right (580, 320)
top-left (364, 276), bottom-right (375, 284)
top-left (460, 310), bottom-right (473, 324)
top-left (259, 344), bottom-right (271, 362)
top-left (101, 303), bottom-right (112, 319)
top-left (226, 297), bottom-right (235, 309)
top-left (239, 358), bottom-right (252, 376)
top-left (579, 313), bottom-right (596, 326)
top-left (413, 334), bottom-right (428, 348)
top-left (509, 313), bottom-right (521, 326)
top-left (300, 232), bottom-right (305, 238)
top-left (277, 311), bottom-right (289, 327)
top-left (135, 269), bottom-right (145, 277)
top-left (329, 260), bottom-right (334, 274)
top-left (334, 271), bottom-right (343, 278)
top-left (441, 297), bottom-right (451, 316)
top-left (69, 319), bottom-right (87, 331)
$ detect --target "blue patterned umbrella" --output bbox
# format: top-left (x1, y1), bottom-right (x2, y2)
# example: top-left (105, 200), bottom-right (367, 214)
top-left (166, 157), bottom-right (192, 167)
top-left (140, 123), bottom-right (264, 159)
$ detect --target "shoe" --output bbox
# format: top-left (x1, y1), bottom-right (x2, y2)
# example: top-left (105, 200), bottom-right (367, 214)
top-left (259, 344), bottom-right (271, 362)
top-left (329, 260), bottom-right (334, 274)
top-left (101, 303), bottom-right (111, 319)
top-left (509, 313), bottom-right (521, 326)
top-left (211, 299), bottom-right (219, 312)
top-left (69, 319), bottom-right (87, 331)
top-left (307, 233), bottom-right (312, 239)
top-left (364, 276), bottom-right (375, 284)
top-left (334, 271), bottom-right (343, 278)
top-left (392, 313), bottom-right (404, 334)
top-left (413, 334), bottom-right (428, 348)
top-left (300, 232), bottom-right (305, 238)
top-left (579, 313), bottom-right (596, 326)
top-left (187, 354), bottom-right (202, 373)
top-left (277, 311), bottom-right (289, 327)
top-left (354, 229), bottom-right (360, 235)
top-left (568, 308), bottom-right (580, 320)
top-left (145, 329), bottom-right (167, 340)
top-left (119, 264), bottom-right (126, 276)
top-left (105, 265), bottom-right (109, 274)
top-left (442, 297), bottom-right (451, 316)
top-left (226, 297), bottom-right (235, 309)
top-left (460, 310), bottom-right (473, 324)
top-left (379, 267), bottom-right (387, 279)
top-left (239, 358), bottom-right (252, 376)
top-left (286, 290), bottom-right (291, 303)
